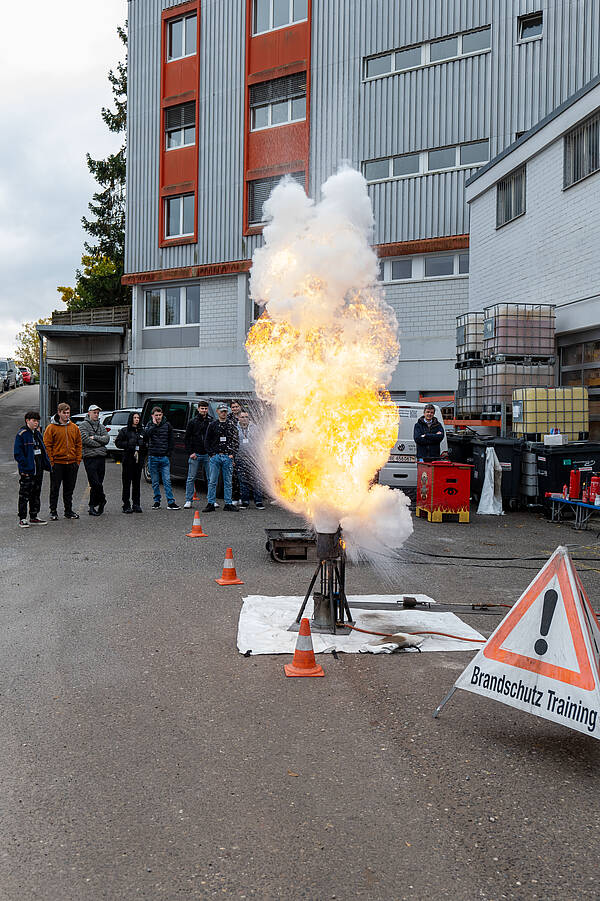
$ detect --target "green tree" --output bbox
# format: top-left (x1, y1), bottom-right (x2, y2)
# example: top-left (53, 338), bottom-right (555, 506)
top-left (57, 255), bottom-right (125, 311)
top-left (58, 23), bottom-right (129, 310)
top-left (14, 317), bottom-right (52, 374)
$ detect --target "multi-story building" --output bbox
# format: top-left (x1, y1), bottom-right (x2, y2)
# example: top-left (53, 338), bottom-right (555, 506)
top-left (466, 76), bottom-right (600, 436)
top-left (123, 0), bottom-right (600, 405)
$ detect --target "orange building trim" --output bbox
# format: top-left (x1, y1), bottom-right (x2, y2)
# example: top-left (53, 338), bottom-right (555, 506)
top-left (159, 2), bottom-right (200, 248)
top-left (375, 235), bottom-right (470, 257)
top-left (123, 259), bottom-right (252, 286)
top-left (243, 0), bottom-right (312, 235)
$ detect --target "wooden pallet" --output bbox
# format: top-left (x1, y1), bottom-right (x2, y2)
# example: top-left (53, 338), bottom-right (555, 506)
top-left (415, 506), bottom-right (470, 523)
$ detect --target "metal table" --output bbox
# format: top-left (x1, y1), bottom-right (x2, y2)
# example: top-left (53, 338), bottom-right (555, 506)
top-left (547, 493), bottom-right (600, 530)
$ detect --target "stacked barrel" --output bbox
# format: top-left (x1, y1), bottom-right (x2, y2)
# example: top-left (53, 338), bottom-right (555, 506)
top-left (455, 312), bottom-right (484, 417)
top-left (481, 304), bottom-right (556, 414)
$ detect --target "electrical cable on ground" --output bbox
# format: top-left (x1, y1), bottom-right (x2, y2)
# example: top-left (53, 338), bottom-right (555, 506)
top-left (341, 622), bottom-right (486, 643)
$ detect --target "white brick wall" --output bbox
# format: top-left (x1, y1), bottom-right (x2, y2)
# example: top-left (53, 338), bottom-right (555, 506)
top-left (468, 127), bottom-right (600, 331)
top-left (197, 277), bottom-right (238, 347)
top-left (384, 277), bottom-right (468, 393)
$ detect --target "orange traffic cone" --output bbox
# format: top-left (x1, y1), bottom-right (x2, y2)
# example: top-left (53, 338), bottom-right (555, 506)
top-left (186, 511), bottom-right (208, 538)
top-left (215, 547), bottom-right (244, 585)
top-left (284, 618), bottom-right (325, 677)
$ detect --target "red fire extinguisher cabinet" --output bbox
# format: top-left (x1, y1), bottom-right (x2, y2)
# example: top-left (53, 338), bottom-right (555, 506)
top-left (416, 461), bottom-right (471, 523)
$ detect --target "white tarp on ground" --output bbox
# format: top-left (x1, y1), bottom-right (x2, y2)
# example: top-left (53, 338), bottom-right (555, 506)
top-left (237, 595), bottom-right (485, 655)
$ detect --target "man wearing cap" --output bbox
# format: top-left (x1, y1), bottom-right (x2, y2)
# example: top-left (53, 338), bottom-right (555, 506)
top-left (183, 400), bottom-right (213, 509)
top-left (203, 404), bottom-right (239, 512)
top-left (79, 405), bottom-right (110, 515)
top-left (414, 403), bottom-right (445, 462)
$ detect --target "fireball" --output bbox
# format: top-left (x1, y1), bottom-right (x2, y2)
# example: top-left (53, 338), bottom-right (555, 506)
top-left (246, 167), bottom-right (413, 554)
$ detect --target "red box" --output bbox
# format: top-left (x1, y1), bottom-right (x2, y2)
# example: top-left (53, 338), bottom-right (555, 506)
top-left (416, 461), bottom-right (471, 522)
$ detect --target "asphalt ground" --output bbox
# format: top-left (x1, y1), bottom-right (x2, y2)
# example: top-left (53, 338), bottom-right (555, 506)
top-left (0, 385), bottom-right (598, 901)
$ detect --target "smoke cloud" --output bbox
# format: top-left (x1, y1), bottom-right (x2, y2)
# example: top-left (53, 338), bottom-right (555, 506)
top-left (246, 166), bottom-right (413, 559)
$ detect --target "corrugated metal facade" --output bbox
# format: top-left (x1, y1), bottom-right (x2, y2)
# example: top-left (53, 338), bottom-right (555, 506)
top-left (125, 0), bottom-right (600, 398)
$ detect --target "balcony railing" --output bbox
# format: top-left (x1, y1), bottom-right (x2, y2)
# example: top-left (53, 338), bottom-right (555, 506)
top-left (52, 305), bottom-right (132, 327)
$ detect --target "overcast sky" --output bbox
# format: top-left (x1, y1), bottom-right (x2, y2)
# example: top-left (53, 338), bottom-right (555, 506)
top-left (0, 0), bottom-right (127, 357)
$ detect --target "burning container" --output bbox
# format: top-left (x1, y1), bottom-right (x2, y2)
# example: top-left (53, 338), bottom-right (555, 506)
top-left (416, 461), bottom-right (471, 523)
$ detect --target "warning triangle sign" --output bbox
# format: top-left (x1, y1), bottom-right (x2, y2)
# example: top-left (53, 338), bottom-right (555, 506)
top-left (451, 547), bottom-right (600, 740)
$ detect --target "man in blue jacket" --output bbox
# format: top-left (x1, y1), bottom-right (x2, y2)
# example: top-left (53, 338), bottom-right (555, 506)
top-left (14, 411), bottom-right (51, 527)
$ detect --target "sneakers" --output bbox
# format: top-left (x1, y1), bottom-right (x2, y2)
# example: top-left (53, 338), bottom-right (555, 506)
top-left (18, 519), bottom-right (30, 528)
top-left (167, 501), bottom-right (180, 510)
top-left (49, 512), bottom-right (58, 521)
top-left (202, 503), bottom-right (216, 513)
top-left (89, 507), bottom-right (100, 516)
top-left (97, 502), bottom-right (106, 515)
top-left (255, 503), bottom-right (265, 510)
top-left (214, 502), bottom-right (220, 508)
top-left (64, 511), bottom-right (80, 519)
top-left (223, 504), bottom-right (240, 512)
top-left (123, 505), bottom-right (133, 514)
top-left (132, 505), bottom-right (143, 513)
top-left (183, 501), bottom-right (192, 509)
top-left (239, 502), bottom-right (249, 509)
top-left (152, 502), bottom-right (161, 509)
top-left (29, 517), bottom-right (47, 525)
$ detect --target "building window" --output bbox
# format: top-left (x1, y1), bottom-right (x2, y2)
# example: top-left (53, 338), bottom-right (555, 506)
top-left (425, 255), bottom-right (454, 277)
top-left (165, 194), bottom-right (194, 238)
top-left (250, 72), bottom-right (307, 131)
top-left (382, 252), bottom-right (468, 282)
top-left (248, 172), bottom-right (305, 226)
top-left (364, 139), bottom-right (488, 182)
top-left (186, 286), bottom-right (200, 323)
top-left (496, 166), bottom-right (526, 227)
top-left (145, 291), bottom-right (161, 327)
top-left (364, 26), bottom-right (491, 80)
top-left (518, 12), bottom-right (543, 42)
top-left (165, 102), bottom-right (195, 149)
top-left (564, 111), bottom-right (600, 189)
top-left (252, 0), bottom-right (308, 35)
top-left (165, 287), bottom-right (181, 325)
top-left (167, 14), bottom-right (197, 60)
top-left (389, 259), bottom-right (411, 280)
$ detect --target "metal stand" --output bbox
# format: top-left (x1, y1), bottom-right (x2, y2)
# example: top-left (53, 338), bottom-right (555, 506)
top-left (289, 529), bottom-right (354, 635)
top-left (433, 686), bottom-right (457, 718)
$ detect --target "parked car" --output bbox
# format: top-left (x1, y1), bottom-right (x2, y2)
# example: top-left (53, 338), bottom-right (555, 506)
top-left (16, 369), bottom-right (24, 387)
top-left (0, 358), bottom-right (19, 391)
top-left (101, 408), bottom-right (142, 455)
top-left (377, 402), bottom-right (448, 493)
top-left (19, 366), bottom-right (32, 385)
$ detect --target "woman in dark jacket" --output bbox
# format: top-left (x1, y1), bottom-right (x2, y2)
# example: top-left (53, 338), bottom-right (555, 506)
top-left (115, 412), bottom-right (146, 512)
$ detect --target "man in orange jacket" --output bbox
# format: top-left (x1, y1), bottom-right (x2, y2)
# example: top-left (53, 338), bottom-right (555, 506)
top-left (43, 402), bottom-right (83, 520)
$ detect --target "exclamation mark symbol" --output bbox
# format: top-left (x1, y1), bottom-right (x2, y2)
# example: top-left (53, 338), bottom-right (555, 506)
top-left (534, 589), bottom-right (558, 655)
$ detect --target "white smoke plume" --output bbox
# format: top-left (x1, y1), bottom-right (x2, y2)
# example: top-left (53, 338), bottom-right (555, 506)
top-left (246, 166), bottom-right (413, 559)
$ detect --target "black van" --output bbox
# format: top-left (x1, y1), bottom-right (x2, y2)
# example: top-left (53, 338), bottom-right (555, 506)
top-left (140, 396), bottom-right (228, 485)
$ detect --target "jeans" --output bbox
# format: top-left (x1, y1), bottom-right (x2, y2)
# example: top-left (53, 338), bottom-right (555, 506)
top-left (148, 455), bottom-right (175, 504)
top-left (237, 458), bottom-right (263, 505)
top-left (84, 456), bottom-right (106, 509)
top-left (185, 454), bottom-right (210, 502)
top-left (207, 454), bottom-right (233, 505)
top-left (49, 462), bottom-right (79, 514)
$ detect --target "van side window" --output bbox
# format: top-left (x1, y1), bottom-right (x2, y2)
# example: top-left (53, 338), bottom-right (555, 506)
top-left (160, 402), bottom-right (189, 430)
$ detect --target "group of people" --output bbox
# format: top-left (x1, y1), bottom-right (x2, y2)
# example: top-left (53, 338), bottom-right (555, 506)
top-left (13, 398), bottom-right (264, 528)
